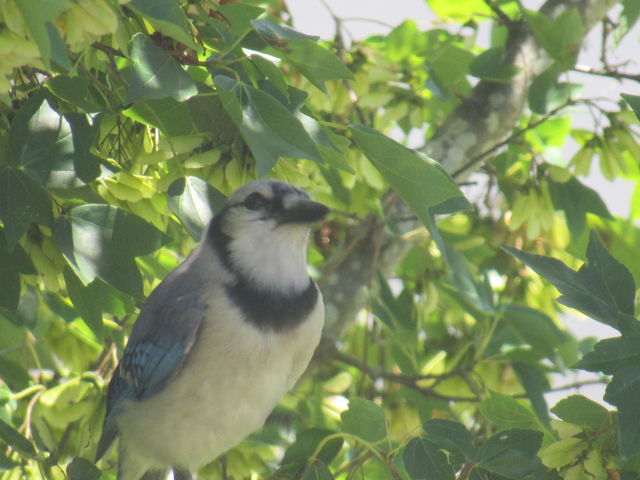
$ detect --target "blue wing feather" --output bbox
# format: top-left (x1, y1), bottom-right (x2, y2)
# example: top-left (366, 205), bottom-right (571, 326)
top-left (95, 270), bottom-right (208, 461)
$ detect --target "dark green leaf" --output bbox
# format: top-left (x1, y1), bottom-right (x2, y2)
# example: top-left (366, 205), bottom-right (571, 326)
top-left (340, 398), bottom-right (387, 443)
top-left (503, 232), bottom-right (637, 332)
top-left (548, 177), bottom-right (611, 237)
top-left (66, 457), bottom-right (101, 480)
top-left (0, 243), bottom-right (20, 313)
top-left (0, 166), bottom-right (53, 249)
top-left (167, 177), bottom-right (226, 239)
top-left (251, 55), bottom-right (289, 98)
top-left (53, 204), bottom-right (168, 297)
top-left (63, 267), bottom-right (104, 338)
top-left (470, 47), bottom-right (520, 83)
top-left (423, 419), bottom-right (475, 462)
top-left (215, 76), bottom-right (323, 175)
top-left (528, 64), bottom-right (582, 114)
top-left (350, 125), bottom-right (470, 228)
top-left (282, 429), bottom-right (343, 465)
top-left (478, 391), bottom-right (539, 431)
top-left (576, 335), bottom-right (640, 460)
top-left (443, 246), bottom-right (495, 313)
top-left (622, 94), bottom-right (640, 121)
top-left (403, 437), bottom-right (455, 480)
top-left (46, 75), bottom-right (100, 112)
top-left (502, 305), bottom-right (567, 356)
top-left (124, 94), bottom-right (233, 139)
top-left (512, 362), bottom-right (551, 426)
top-left (300, 460), bottom-right (334, 480)
top-left (10, 97), bottom-right (85, 188)
top-left (475, 429), bottom-right (544, 479)
top-left (128, 0), bottom-right (196, 48)
top-left (15, 0), bottom-right (70, 70)
top-left (0, 418), bottom-right (36, 458)
top-left (551, 395), bottom-right (610, 429)
top-left (66, 113), bottom-right (101, 183)
top-left (0, 356), bottom-right (31, 391)
top-left (125, 33), bottom-right (197, 103)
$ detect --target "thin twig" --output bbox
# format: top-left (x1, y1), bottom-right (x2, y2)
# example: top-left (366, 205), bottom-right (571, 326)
top-left (572, 65), bottom-right (640, 82)
top-left (451, 100), bottom-right (575, 179)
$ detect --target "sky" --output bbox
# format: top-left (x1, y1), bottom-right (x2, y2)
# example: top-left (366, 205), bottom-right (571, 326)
top-left (285, 0), bottom-right (640, 405)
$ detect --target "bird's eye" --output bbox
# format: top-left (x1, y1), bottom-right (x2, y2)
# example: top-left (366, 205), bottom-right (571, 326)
top-left (243, 192), bottom-right (267, 211)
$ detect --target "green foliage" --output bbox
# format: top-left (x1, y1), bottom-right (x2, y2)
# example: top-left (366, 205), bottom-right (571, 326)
top-left (0, 0), bottom-right (639, 479)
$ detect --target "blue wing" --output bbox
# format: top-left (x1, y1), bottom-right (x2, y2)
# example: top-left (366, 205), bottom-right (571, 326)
top-left (95, 272), bottom-right (207, 461)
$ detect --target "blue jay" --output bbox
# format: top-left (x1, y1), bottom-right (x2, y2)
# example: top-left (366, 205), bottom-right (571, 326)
top-left (95, 179), bottom-right (328, 480)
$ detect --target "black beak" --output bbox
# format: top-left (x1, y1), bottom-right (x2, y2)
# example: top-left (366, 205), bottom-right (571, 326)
top-left (279, 199), bottom-right (329, 224)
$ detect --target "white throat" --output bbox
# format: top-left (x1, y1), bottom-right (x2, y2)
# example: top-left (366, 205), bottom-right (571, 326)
top-left (227, 221), bottom-right (311, 293)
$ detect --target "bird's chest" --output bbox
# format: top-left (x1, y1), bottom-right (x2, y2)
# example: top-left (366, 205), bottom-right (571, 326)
top-left (119, 294), bottom-right (323, 469)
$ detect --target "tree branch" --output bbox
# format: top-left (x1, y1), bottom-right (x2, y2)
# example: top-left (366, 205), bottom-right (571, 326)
top-left (318, 0), bottom-right (622, 348)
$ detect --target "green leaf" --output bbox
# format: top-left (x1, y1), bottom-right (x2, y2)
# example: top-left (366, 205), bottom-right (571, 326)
top-left (426, 0), bottom-right (493, 19)
top-left (282, 429), bottom-right (343, 465)
top-left (423, 419), bottom-right (475, 462)
top-left (251, 18), bottom-right (318, 43)
top-left (0, 356), bottom-right (31, 391)
top-left (300, 461), bottom-right (334, 480)
top-left (502, 305), bottom-right (567, 356)
top-left (551, 395), bottom-right (610, 429)
top-left (124, 94), bottom-right (233, 139)
top-left (503, 232), bottom-right (637, 332)
top-left (0, 166), bottom-right (53, 249)
top-left (251, 55), bottom-right (289, 98)
top-left (522, 8), bottom-right (583, 68)
top-left (15, 0), bottom-right (70, 70)
top-left (0, 231), bottom-right (21, 313)
top-left (575, 335), bottom-right (640, 461)
top-left (470, 47), bottom-right (520, 83)
top-left (478, 391), bottom-right (539, 431)
top-left (622, 94), bottom-right (640, 121)
top-left (53, 204), bottom-right (168, 297)
top-left (10, 97), bottom-right (92, 189)
top-left (340, 398), bottom-right (387, 443)
top-left (215, 76), bottom-right (323, 175)
top-left (251, 19), bottom-right (352, 92)
top-left (512, 362), bottom-right (551, 426)
top-left (548, 177), bottom-right (612, 238)
top-left (350, 125), bottom-right (470, 228)
top-left (0, 418), bottom-right (36, 458)
top-left (125, 33), bottom-right (197, 103)
top-left (167, 177), bottom-right (226, 239)
top-left (66, 457), bottom-right (101, 480)
top-left (218, 3), bottom-right (265, 36)
top-left (442, 245), bottom-right (495, 313)
top-left (386, 20), bottom-right (421, 62)
top-left (528, 63), bottom-right (582, 114)
top-left (45, 75), bottom-right (100, 112)
top-left (475, 429), bottom-right (544, 479)
top-left (63, 267), bottom-right (104, 338)
top-left (128, 0), bottom-right (196, 48)
top-left (403, 437), bottom-right (455, 480)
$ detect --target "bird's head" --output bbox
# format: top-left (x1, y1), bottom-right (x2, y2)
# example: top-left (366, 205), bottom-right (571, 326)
top-left (208, 179), bottom-right (328, 292)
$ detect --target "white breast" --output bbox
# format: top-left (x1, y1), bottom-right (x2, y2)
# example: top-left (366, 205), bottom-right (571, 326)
top-left (116, 288), bottom-right (324, 472)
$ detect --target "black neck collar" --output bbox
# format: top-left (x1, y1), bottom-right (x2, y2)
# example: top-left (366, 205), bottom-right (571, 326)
top-left (207, 216), bottom-right (318, 332)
